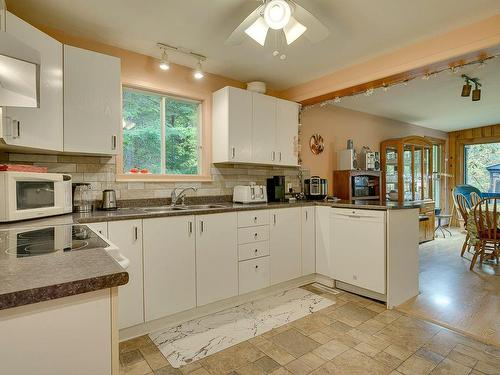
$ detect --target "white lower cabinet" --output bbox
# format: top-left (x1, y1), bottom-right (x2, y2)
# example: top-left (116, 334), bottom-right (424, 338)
top-left (269, 207), bottom-right (301, 285)
top-left (87, 222), bottom-right (108, 237)
top-left (196, 212), bottom-right (238, 306)
top-left (107, 220), bottom-right (144, 329)
top-left (143, 216), bottom-right (196, 321)
top-left (301, 207), bottom-right (315, 275)
top-left (315, 206), bottom-right (332, 277)
top-left (330, 208), bottom-right (386, 294)
top-left (239, 257), bottom-right (270, 295)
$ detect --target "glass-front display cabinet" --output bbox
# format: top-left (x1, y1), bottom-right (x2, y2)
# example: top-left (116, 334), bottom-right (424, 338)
top-left (381, 136), bottom-right (433, 202)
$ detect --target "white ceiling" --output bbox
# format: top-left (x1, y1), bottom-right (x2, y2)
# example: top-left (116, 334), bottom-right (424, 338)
top-left (333, 56), bottom-right (500, 132)
top-left (7, 0), bottom-right (500, 90)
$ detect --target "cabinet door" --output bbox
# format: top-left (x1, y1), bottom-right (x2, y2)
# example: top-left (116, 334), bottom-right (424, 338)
top-left (63, 45), bottom-right (121, 154)
top-left (143, 216), bottom-right (196, 321)
top-left (301, 207), bottom-right (315, 275)
top-left (276, 99), bottom-right (299, 166)
top-left (228, 87), bottom-right (253, 162)
top-left (252, 93), bottom-right (276, 164)
top-left (196, 212), bottom-right (238, 306)
top-left (330, 209), bottom-right (386, 294)
top-left (315, 206), bottom-right (332, 277)
top-left (107, 220), bottom-right (144, 329)
top-left (270, 208), bottom-right (301, 284)
top-left (3, 12), bottom-right (63, 151)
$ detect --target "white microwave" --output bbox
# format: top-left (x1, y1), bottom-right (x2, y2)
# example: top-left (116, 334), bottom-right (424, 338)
top-left (0, 172), bottom-right (72, 222)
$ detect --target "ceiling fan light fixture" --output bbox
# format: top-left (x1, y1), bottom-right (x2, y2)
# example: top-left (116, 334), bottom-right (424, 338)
top-left (283, 16), bottom-right (307, 45)
top-left (264, 0), bottom-right (291, 30)
top-left (245, 16), bottom-right (269, 46)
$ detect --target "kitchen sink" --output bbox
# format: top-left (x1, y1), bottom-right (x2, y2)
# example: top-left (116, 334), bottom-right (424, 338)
top-left (141, 206), bottom-right (189, 212)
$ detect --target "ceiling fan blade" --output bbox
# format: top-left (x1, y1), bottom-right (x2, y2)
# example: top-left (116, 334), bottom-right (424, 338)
top-left (283, 16), bottom-right (307, 45)
top-left (225, 4), bottom-right (265, 45)
top-left (291, 2), bottom-right (330, 43)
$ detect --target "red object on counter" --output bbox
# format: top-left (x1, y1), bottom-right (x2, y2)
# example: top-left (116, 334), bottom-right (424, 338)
top-left (0, 164), bottom-right (48, 173)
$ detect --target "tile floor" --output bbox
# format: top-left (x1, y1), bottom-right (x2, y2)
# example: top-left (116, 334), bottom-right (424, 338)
top-left (119, 285), bottom-right (500, 375)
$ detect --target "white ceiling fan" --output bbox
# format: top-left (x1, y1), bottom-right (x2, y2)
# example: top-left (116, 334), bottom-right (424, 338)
top-left (226, 0), bottom-right (330, 46)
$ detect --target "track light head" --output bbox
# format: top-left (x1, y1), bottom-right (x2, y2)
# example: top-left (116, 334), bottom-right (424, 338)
top-left (159, 50), bottom-right (170, 71)
top-left (472, 84), bottom-right (481, 101)
top-left (461, 82), bottom-right (471, 97)
top-left (193, 60), bottom-right (204, 79)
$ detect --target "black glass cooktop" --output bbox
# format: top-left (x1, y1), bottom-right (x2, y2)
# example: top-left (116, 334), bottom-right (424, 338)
top-left (1, 225), bottom-right (109, 258)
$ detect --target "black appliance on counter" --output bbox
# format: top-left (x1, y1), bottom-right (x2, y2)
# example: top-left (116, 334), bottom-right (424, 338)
top-left (304, 176), bottom-right (328, 200)
top-left (266, 176), bottom-right (286, 202)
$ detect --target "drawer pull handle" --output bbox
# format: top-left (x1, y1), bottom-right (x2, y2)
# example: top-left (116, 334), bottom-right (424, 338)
top-left (254, 216), bottom-right (258, 222)
top-left (254, 233), bottom-right (258, 238)
top-left (254, 249), bottom-right (258, 253)
top-left (255, 265), bottom-right (259, 269)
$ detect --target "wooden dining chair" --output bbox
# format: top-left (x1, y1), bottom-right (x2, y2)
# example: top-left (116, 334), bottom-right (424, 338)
top-left (471, 197), bottom-right (500, 270)
top-left (470, 191), bottom-right (481, 207)
top-left (455, 193), bottom-right (472, 257)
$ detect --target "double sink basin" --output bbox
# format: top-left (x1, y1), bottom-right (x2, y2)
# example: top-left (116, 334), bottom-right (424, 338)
top-left (140, 204), bottom-right (230, 213)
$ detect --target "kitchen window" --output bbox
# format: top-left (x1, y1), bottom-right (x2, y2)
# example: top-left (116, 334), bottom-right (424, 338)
top-left (119, 87), bottom-right (204, 178)
top-left (464, 142), bottom-right (500, 192)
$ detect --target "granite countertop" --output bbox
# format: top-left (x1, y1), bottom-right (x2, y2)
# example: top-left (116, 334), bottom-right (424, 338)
top-left (0, 237), bottom-right (128, 311)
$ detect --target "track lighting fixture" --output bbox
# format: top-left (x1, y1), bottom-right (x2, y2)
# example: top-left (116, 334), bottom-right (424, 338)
top-left (461, 74), bottom-right (481, 101)
top-left (159, 49), bottom-right (170, 71)
top-left (193, 60), bottom-right (204, 80)
top-left (156, 42), bottom-right (206, 79)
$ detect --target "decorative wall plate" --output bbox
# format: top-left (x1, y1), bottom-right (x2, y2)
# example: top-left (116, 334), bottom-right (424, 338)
top-left (309, 134), bottom-right (324, 155)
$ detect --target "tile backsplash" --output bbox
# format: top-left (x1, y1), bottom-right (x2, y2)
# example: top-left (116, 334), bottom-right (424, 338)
top-left (2, 153), bottom-right (306, 201)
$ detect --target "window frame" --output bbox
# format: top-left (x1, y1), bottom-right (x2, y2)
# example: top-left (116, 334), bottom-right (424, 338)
top-left (116, 85), bottom-right (211, 182)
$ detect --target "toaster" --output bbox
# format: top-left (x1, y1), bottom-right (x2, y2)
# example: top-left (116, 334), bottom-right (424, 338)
top-left (233, 185), bottom-right (267, 204)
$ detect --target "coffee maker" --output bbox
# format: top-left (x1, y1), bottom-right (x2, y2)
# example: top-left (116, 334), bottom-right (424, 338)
top-left (266, 176), bottom-right (286, 202)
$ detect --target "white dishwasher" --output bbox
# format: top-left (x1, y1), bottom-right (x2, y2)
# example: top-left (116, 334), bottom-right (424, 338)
top-left (330, 208), bottom-right (386, 294)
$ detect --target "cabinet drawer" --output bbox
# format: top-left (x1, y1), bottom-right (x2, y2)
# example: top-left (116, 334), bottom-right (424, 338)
top-left (238, 225), bottom-right (269, 244)
top-left (238, 210), bottom-right (269, 227)
top-left (238, 241), bottom-right (270, 261)
top-left (239, 257), bottom-right (270, 295)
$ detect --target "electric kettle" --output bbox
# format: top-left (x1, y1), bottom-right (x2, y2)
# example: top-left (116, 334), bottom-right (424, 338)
top-left (101, 189), bottom-right (118, 211)
top-left (72, 183), bottom-right (92, 213)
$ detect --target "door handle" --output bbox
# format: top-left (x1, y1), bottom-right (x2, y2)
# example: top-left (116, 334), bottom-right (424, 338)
top-left (200, 220), bottom-right (204, 233)
top-left (279, 152), bottom-right (282, 162)
top-left (305, 210), bottom-right (308, 221)
top-left (133, 226), bottom-right (139, 241)
top-left (231, 147), bottom-right (235, 159)
top-left (111, 135), bottom-right (117, 150)
top-left (188, 221), bottom-right (193, 235)
top-left (12, 120), bottom-right (20, 138)
top-left (273, 214), bottom-right (277, 225)
top-left (272, 151), bottom-right (276, 161)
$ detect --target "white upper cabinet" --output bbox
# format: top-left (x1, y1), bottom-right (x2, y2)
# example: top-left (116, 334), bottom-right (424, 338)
top-left (63, 45), bottom-right (121, 155)
top-left (276, 99), bottom-right (299, 166)
top-left (212, 86), bottom-right (299, 166)
top-left (252, 92), bottom-right (276, 164)
top-left (143, 216), bottom-right (196, 321)
top-left (2, 12), bottom-right (63, 151)
top-left (196, 212), bottom-right (238, 306)
top-left (212, 87), bottom-right (252, 163)
top-left (269, 207), bottom-right (301, 284)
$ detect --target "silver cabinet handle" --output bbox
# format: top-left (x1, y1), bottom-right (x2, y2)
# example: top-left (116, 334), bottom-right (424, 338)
top-left (231, 147), bottom-right (235, 159)
top-left (273, 214), bottom-right (277, 225)
top-left (255, 265), bottom-right (259, 269)
top-left (12, 120), bottom-right (21, 138)
top-left (111, 135), bottom-right (117, 150)
top-left (254, 216), bottom-right (258, 223)
top-left (305, 210), bottom-right (308, 221)
top-left (133, 226), bottom-right (138, 241)
top-left (200, 220), bottom-right (204, 233)
top-left (279, 152), bottom-right (282, 162)
top-left (272, 151), bottom-right (276, 161)
top-left (254, 233), bottom-right (258, 239)
top-left (188, 221), bottom-right (193, 235)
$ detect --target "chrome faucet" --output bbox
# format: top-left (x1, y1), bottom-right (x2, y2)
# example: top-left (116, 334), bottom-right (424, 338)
top-left (171, 187), bottom-right (198, 206)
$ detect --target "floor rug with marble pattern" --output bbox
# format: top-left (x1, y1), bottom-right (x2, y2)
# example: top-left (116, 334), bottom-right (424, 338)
top-left (149, 287), bottom-right (335, 368)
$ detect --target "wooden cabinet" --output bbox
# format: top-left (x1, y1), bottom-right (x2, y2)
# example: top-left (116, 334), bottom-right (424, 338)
top-left (276, 98), bottom-right (299, 166)
top-left (212, 87), bottom-right (299, 166)
top-left (196, 212), bottom-right (238, 306)
top-left (419, 201), bottom-right (435, 243)
top-left (301, 206), bottom-right (315, 275)
top-left (63, 45), bottom-right (121, 155)
top-left (2, 12), bottom-right (63, 151)
top-left (315, 206), bottom-right (332, 277)
top-left (212, 87), bottom-right (252, 163)
top-left (143, 216), bottom-right (196, 321)
top-left (269, 207), bottom-right (301, 284)
top-left (330, 208), bottom-right (386, 294)
top-left (107, 220), bottom-right (144, 329)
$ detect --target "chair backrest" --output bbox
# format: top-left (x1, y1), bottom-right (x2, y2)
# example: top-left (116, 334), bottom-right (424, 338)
top-left (470, 191), bottom-right (481, 207)
top-left (455, 193), bottom-right (471, 222)
top-left (453, 184), bottom-right (482, 205)
top-left (473, 197), bottom-right (500, 241)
